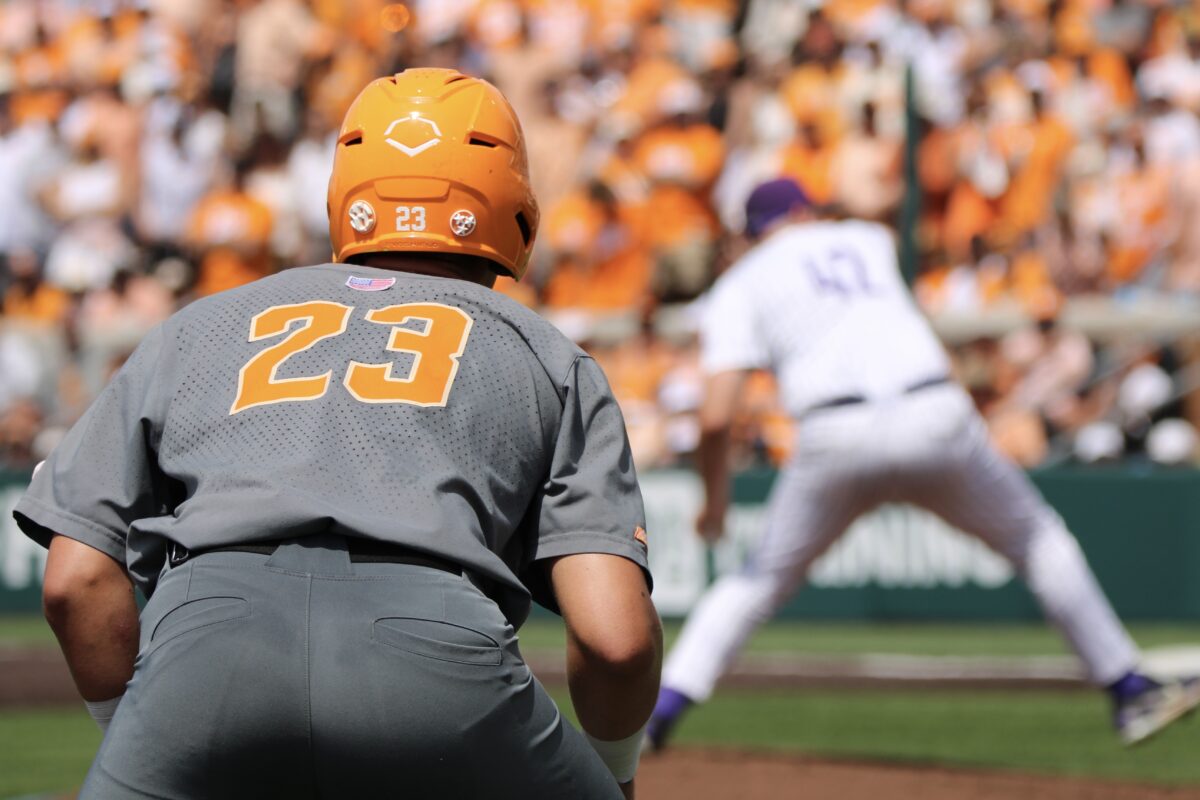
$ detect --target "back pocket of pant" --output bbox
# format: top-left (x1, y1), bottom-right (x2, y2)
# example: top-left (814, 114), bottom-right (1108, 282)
top-left (149, 596), bottom-right (250, 651)
top-left (373, 618), bottom-right (501, 666)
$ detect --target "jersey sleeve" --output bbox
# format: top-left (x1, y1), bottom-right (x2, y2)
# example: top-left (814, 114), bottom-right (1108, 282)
top-left (13, 325), bottom-right (172, 564)
top-left (699, 273), bottom-right (768, 374)
top-left (523, 355), bottom-right (651, 613)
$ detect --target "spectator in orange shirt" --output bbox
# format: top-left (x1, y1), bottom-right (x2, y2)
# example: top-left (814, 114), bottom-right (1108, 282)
top-left (778, 59), bottom-right (840, 143)
top-left (780, 120), bottom-right (836, 208)
top-left (1109, 134), bottom-right (1172, 285)
top-left (2, 249), bottom-right (69, 327)
top-left (186, 158), bottom-right (274, 297)
top-left (543, 181), bottom-right (653, 312)
top-left (12, 21), bottom-right (71, 124)
top-left (999, 89), bottom-right (1074, 239)
top-left (1088, 47), bottom-right (1136, 112)
top-left (632, 83), bottom-right (724, 301)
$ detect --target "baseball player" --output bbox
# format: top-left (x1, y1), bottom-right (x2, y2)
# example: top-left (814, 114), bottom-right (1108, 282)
top-left (15, 69), bottom-right (661, 799)
top-left (645, 178), bottom-right (1200, 750)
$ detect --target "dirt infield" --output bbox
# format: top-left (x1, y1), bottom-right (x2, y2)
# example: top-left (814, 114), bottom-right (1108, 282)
top-left (0, 645), bottom-right (1096, 707)
top-left (638, 750), bottom-right (1200, 800)
top-left (11, 640), bottom-right (1200, 704)
top-left (0, 647), bottom-right (75, 706)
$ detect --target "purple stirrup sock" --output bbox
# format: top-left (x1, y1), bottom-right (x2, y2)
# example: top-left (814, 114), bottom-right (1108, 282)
top-left (652, 686), bottom-right (693, 723)
top-left (1109, 671), bottom-right (1155, 702)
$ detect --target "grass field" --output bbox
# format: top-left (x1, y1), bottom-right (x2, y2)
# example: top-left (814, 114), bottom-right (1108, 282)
top-left (663, 688), bottom-right (1200, 784)
top-left (0, 709), bottom-right (100, 798)
top-left (0, 615), bottom-right (57, 647)
top-left (3, 616), bottom-right (1199, 798)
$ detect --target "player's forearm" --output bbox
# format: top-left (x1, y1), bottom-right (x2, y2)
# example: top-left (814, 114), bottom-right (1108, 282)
top-left (565, 622), bottom-right (662, 740)
top-left (695, 370), bottom-right (745, 514)
top-left (696, 426), bottom-right (733, 510)
top-left (553, 554), bottom-right (662, 739)
top-left (43, 537), bottom-right (139, 701)
top-left (45, 582), bottom-right (139, 700)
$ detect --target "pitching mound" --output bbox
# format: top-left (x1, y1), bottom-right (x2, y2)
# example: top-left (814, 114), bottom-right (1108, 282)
top-left (637, 749), bottom-right (1200, 800)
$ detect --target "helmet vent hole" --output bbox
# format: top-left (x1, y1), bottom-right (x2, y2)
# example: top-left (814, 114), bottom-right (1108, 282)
top-left (515, 212), bottom-right (532, 246)
top-left (342, 135), bottom-right (363, 147)
top-left (468, 136), bottom-right (498, 148)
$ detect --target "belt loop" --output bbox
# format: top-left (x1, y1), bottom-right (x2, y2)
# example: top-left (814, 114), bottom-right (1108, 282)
top-left (265, 533), bottom-right (353, 575)
top-left (168, 541), bottom-right (190, 567)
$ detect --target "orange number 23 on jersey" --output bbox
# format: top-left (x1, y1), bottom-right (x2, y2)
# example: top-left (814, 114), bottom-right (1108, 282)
top-left (230, 301), bottom-right (473, 415)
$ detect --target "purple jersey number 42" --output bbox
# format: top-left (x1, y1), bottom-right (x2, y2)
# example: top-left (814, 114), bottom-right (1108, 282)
top-left (803, 246), bottom-right (877, 297)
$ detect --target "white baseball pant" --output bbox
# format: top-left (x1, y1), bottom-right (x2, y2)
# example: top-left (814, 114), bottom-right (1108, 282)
top-left (662, 384), bottom-right (1141, 701)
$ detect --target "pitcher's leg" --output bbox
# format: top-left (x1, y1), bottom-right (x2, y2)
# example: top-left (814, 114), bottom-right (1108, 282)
top-left (662, 460), bottom-right (865, 703)
top-left (913, 415), bottom-right (1139, 685)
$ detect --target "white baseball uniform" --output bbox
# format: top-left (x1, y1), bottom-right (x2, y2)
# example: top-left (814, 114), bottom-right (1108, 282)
top-left (662, 220), bottom-right (1141, 702)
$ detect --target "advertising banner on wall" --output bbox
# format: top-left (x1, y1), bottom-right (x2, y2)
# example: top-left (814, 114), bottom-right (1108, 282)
top-left (0, 477), bottom-right (46, 613)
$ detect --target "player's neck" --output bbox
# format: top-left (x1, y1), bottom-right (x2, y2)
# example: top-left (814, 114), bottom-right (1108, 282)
top-left (756, 213), bottom-right (818, 243)
top-left (348, 253), bottom-right (499, 288)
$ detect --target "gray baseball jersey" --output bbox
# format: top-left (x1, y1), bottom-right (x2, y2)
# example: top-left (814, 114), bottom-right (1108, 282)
top-left (14, 263), bottom-right (650, 627)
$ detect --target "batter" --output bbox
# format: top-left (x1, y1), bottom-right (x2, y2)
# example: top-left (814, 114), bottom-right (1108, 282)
top-left (16, 69), bottom-right (661, 799)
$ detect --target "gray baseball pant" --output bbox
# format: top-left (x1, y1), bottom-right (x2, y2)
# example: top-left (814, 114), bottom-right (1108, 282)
top-left (82, 534), bottom-right (622, 799)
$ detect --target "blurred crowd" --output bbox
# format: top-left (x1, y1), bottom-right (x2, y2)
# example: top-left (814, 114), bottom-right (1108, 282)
top-left (1, 0), bottom-right (1198, 473)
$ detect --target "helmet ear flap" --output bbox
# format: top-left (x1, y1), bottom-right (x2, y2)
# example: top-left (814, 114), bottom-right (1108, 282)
top-left (327, 70), bottom-right (539, 279)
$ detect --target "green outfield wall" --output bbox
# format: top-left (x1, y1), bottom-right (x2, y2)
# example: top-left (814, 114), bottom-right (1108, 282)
top-left (1, 468), bottom-right (1198, 620)
top-left (0, 472), bottom-right (44, 613)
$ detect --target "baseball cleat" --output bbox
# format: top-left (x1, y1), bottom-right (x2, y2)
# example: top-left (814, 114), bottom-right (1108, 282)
top-left (642, 713), bottom-right (675, 754)
top-left (1114, 676), bottom-right (1200, 746)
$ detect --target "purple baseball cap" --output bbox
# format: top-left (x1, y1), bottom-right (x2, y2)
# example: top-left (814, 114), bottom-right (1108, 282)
top-left (744, 178), bottom-right (812, 238)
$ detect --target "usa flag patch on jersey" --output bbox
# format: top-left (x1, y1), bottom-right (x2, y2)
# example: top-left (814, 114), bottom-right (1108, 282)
top-left (346, 276), bottom-right (396, 291)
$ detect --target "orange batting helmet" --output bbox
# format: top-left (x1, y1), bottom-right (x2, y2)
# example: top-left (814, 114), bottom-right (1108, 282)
top-left (327, 68), bottom-right (540, 279)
